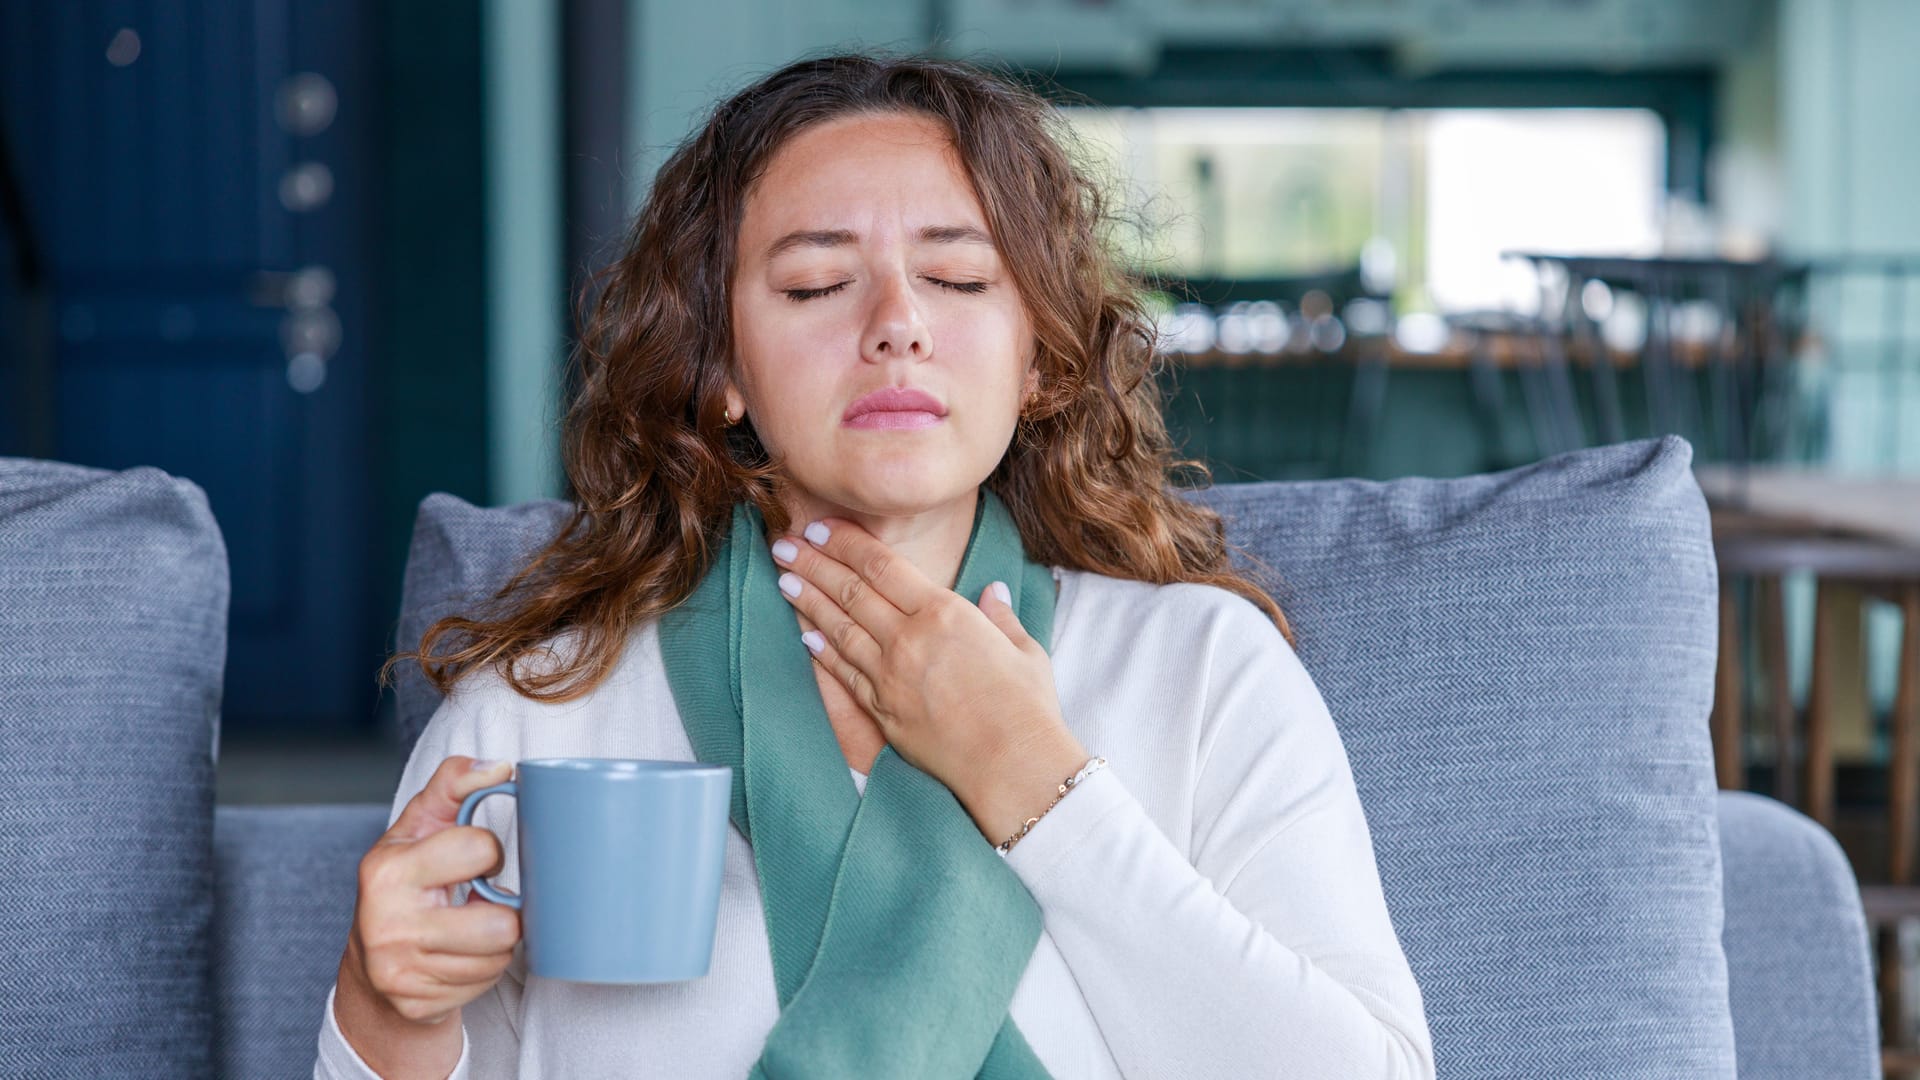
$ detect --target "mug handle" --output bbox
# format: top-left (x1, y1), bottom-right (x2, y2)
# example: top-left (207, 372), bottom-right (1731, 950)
top-left (455, 782), bottom-right (522, 910)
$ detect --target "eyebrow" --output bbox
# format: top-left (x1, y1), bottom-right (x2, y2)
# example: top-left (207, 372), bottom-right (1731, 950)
top-left (762, 224), bottom-right (994, 261)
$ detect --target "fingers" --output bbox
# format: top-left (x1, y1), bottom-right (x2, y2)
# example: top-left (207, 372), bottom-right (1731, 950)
top-left (787, 516), bottom-right (935, 614)
top-left (419, 949), bottom-right (515, 990)
top-left (351, 753), bottom-right (523, 1025)
top-left (397, 824), bottom-right (507, 892)
top-left (352, 852), bottom-right (521, 1016)
top-left (362, 946), bottom-right (515, 1017)
top-left (415, 900), bottom-right (522, 957)
top-left (388, 755), bottom-right (514, 842)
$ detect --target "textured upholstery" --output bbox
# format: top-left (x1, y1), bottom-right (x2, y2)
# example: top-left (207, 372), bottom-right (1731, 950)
top-left (391, 435), bottom-right (1758, 1076)
top-left (212, 804), bottom-right (389, 1079)
top-left (394, 494), bottom-right (575, 755)
top-left (0, 458), bottom-right (223, 1076)
top-left (1717, 791), bottom-right (1878, 1078)
top-left (1184, 435), bottom-right (1736, 1076)
top-left (214, 788), bottom-right (1878, 1077)
top-left (4, 442), bottom-right (1881, 1076)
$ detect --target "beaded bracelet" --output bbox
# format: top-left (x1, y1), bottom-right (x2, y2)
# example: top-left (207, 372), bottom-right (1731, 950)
top-left (995, 756), bottom-right (1108, 855)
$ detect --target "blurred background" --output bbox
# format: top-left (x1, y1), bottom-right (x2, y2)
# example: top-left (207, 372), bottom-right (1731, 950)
top-left (3, 2), bottom-right (1919, 1056)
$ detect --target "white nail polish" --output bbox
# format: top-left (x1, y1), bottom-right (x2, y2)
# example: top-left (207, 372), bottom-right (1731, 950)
top-left (779, 572), bottom-right (803, 598)
top-left (771, 538), bottom-right (798, 563)
top-left (804, 521), bottom-right (831, 545)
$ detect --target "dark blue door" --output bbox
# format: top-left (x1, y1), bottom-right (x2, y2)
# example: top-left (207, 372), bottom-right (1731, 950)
top-left (1, 1), bottom-right (377, 737)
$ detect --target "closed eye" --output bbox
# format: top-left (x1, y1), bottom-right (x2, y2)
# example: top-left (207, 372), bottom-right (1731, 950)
top-left (782, 277), bottom-right (992, 303)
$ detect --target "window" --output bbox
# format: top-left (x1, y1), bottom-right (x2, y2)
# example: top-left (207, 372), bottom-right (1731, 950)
top-left (1060, 105), bottom-right (1667, 314)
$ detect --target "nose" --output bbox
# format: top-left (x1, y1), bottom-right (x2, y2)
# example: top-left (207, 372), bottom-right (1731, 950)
top-left (860, 271), bottom-right (932, 363)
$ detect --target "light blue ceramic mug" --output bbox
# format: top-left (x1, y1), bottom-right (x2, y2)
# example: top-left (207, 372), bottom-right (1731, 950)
top-left (456, 758), bottom-right (733, 984)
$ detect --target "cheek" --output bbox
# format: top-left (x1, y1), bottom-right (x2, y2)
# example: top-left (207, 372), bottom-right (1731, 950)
top-left (933, 305), bottom-right (1031, 400)
top-left (734, 299), bottom-right (833, 396)
top-left (736, 363), bottom-right (841, 457)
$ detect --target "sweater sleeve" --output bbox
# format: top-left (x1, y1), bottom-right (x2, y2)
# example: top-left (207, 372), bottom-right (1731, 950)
top-left (314, 684), bottom-right (526, 1080)
top-left (1001, 595), bottom-right (1435, 1080)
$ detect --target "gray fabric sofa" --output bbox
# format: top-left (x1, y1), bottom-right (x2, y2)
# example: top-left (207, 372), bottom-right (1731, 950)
top-left (0, 437), bottom-right (1879, 1078)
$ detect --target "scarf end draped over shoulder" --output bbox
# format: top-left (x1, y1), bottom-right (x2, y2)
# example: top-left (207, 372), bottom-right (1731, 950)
top-left (657, 486), bottom-right (1059, 1079)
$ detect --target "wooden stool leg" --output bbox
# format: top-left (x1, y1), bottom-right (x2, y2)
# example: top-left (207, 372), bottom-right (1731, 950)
top-left (1808, 580), bottom-right (1837, 830)
top-left (1714, 577), bottom-right (1746, 790)
top-left (1758, 576), bottom-right (1796, 806)
top-left (1894, 586), bottom-right (1920, 886)
top-left (1880, 921), bottom-right (1907, 1069)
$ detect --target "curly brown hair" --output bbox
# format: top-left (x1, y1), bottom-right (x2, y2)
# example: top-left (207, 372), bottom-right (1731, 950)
top-left (382, 48), bottom-right (1293, 705)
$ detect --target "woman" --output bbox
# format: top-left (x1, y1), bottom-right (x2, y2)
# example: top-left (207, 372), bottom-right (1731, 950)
top-left (319, 51), bottom-right (1434, 1079)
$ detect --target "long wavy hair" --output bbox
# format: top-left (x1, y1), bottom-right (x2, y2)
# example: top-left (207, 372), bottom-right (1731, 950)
top-left (382, 49), bottom-right (1293, 704)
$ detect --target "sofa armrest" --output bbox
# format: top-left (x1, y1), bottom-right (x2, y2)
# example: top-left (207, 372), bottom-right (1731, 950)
top-left (1718, 790), bottom-right (1878, 1078)
top-left (212, 804), bottom-right (389, 1080)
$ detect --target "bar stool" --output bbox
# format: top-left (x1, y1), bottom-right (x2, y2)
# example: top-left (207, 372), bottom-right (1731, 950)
top-left (1710, 508), bottom-right (1920, 1074)
top-left (1712, 514), bottom-right (1920, 853)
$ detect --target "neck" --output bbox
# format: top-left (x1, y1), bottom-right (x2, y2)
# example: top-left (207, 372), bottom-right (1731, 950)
top-left (762, 488), bottom-right (981, 593)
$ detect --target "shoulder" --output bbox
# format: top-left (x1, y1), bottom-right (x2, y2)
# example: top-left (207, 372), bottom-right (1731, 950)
top-left (435, 623), bottom-right (646, 724)
top-left (1056, 565), bottom-right (1308, 701)
top-left (1057, 565), bottom-right (1292, 660)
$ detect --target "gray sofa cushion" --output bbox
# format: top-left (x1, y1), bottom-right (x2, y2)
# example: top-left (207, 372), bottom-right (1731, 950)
top-left (393, 494), bottom-right (571, 754)
top-left (213, 804), bottom-right (389, 1079)
top-left (1188, 434), bottom-right (1732, 1077)
top-left (0, 458), bottom-right (224, 1076)
top-left (1717, 790), bottom-right (1878, 1078)
top-left (393, 435), bottom-right (1735, 1076)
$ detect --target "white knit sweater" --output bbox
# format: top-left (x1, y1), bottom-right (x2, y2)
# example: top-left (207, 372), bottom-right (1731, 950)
top-left (316, 565), bottom-right (1435, 1079)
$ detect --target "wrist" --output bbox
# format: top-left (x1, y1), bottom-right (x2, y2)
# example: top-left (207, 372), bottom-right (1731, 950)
top-left (961, 727), bottom-right (1091, 848)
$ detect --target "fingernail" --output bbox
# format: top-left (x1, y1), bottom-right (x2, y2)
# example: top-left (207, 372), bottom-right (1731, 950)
top-left (470, 758), bottom-right (508, 774)
top-left (771, 538), bottom-right (798, 564)
top-left (779, 572), bottom-right (803, 598)
top-left (801, 630), bottom-right (825, 654)
top-left (991, 581), bottom-right (1011, 605)
top-left (804, 521), bottom-right (831, 545)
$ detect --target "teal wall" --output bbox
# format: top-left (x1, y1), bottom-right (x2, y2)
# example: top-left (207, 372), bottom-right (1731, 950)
top-left (369, 0), bottom-right (564, 732)
top-left (372, 1), bottom-right (490, 678)
top-left (482, 0), bottom-right (566, 506)
top-left (625, 0), bottom-right (925, 211)
top-left (1776, 0), bottom-right (1920, 727)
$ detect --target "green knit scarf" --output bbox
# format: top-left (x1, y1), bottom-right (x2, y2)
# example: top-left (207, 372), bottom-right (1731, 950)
top-left (656, 485), bottom-right (1057, 1079)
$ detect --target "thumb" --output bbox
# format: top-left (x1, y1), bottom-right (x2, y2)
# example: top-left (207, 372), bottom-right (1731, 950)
top-left (978, 581), bottom-right (1030, 644)
top-left (389, 755), bottom-right (515, 842)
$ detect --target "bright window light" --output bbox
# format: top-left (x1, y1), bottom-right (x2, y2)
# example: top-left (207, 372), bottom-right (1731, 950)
top-left (1058, 105), bottom-right (1667, 315)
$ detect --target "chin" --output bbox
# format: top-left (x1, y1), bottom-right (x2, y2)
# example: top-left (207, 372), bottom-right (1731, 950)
top-left (820, 468), bottom-right (984, 517)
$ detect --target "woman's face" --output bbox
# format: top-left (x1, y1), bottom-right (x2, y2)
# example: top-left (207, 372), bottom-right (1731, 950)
top-left (727, 111), bottom-right (1037, 519)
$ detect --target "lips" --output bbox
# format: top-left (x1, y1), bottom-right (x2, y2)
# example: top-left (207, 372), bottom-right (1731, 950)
top-left (842, 386), bottom-right (948, 421)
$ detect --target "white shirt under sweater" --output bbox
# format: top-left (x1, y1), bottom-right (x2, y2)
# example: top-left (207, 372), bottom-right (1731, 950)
top-left (316, 564), bottom-right (1435, 1079)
